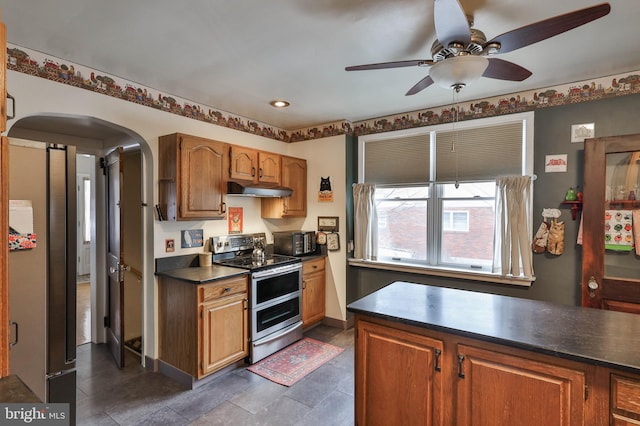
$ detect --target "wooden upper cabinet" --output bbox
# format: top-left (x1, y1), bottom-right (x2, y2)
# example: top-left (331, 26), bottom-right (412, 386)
top-left (258, 151), bottom-right (280, 184)
top-left (262, 156), bottom-right (307, 218)
top-left (229, 146), bottom-right (281, 185)
top-left (159, 133), bottom-right (227, 220)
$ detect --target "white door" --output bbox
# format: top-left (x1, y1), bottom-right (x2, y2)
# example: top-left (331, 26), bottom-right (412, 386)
top-left (76, 173), bottom-right (91, 276)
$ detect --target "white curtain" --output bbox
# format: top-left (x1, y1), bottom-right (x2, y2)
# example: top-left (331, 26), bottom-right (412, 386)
top-left (353, 183), bottom-right (377, 260)
top-left (493, 176), bottom-right (533, 277)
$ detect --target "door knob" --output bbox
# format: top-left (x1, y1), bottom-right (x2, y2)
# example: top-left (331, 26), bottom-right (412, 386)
top-left (587, 276), bottom-right (599, 298)
top-left (109, 266), bottom-right (117, 274)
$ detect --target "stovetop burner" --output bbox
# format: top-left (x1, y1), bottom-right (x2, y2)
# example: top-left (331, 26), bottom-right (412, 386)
top-left (216, 254), bottom-right (300, 271)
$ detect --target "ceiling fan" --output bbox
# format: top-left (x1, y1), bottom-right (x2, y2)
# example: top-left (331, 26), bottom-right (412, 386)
top-left (345, 1), bottom-right (611, 96)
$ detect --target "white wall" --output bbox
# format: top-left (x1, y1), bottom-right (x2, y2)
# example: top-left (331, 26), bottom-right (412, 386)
top-left (6, 70), bottom-right (348, 360)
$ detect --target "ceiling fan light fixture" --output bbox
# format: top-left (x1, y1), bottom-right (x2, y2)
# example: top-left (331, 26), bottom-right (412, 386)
top-left (429, 55), bottom-right (489, 90)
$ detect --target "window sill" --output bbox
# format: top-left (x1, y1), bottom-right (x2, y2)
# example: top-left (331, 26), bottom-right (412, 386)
top-left (348, 259), bottom-right (534, 287)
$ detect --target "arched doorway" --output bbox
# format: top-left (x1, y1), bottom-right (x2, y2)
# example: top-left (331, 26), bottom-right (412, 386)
top-left (7, 113), bottom-right (154, 373)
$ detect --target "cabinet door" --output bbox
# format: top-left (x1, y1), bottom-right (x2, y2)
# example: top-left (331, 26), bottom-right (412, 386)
top-left (582, 135), bottom-right (640, 310)
top-left (356, 320), bottom-right (444, 426)
top-left (229, 145), bottom-right (257, 182)
top-left (180, 136), bottom-right (227, 219)
top-left (257, 151), bottom-right (281, 184)
top-left (281, 156), bottom-right (306, 216)
top-left (456, 344), bottom-right (586, 426)
top-left (200, 292), bottom-right (248, 377)
top-left (302, 269), bottom-right (325, 327)
top-left (611, 374), bottom-right (640, 425)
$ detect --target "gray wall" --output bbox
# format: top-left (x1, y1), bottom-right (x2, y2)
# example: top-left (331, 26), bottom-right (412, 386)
top-left (348, 93), bottom-right (640, 307)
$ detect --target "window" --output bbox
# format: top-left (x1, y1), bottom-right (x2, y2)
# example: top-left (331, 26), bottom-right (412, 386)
top-left (442, 211), bottom-right (469, 232)
top-left (357, 112), bottom-right (534, 279)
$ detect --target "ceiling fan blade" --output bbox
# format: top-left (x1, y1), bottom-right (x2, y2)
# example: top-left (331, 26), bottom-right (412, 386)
top-left (405, 75), bottom-right (434, 96)
top-left (486, 3), bottom-right (611, 54)
top-left (346, 60), bottom-right (433, 71)
top-left (483, 58), bottom-right (532, 81)
top-left (434, 0), bottom-right (471, 48)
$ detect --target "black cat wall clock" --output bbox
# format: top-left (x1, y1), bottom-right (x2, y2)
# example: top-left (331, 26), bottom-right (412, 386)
top-left (318, 176), bottom-right (333, 202)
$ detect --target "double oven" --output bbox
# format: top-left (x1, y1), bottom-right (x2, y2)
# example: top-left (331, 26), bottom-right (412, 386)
top-left (211, 233), bottom-right (303, 363)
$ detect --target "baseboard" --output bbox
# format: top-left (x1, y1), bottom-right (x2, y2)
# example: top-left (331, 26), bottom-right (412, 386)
top-left (321, 316), bottom-right (353, 330)
top-left (144, 355), bottom-right (158, 372)
top-left (157, 359), bottom-right (247, 389)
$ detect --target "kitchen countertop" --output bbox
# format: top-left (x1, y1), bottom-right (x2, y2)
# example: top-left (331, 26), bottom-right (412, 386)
top-left (155, 265), bottom-right (249, 284)
top-left (347, 281), bottom-right (640, 374)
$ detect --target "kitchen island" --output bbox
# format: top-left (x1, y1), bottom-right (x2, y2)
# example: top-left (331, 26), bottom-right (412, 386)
top-left (347, 281), bottom-right (640, 425)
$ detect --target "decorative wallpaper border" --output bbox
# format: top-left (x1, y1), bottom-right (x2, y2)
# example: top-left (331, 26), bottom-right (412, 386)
top-left (7, 43), bottom-right (640, 142)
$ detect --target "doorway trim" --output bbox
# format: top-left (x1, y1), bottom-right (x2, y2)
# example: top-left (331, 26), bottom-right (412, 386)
top-left (7, 113), bottom-right (154, 367)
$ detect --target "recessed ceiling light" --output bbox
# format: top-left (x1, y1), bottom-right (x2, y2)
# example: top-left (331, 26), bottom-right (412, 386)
top-left (270, 100), bottom-right (290, 108)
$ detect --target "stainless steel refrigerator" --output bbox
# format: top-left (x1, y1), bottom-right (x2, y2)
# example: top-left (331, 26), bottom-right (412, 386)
top-left (9, 142), bottom-right (76, 419)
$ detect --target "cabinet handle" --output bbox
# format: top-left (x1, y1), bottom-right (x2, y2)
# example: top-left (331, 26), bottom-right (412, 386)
top-left (251, 167), bottom-right (256, 177)
top-left (9, 321), bottom-right (18, 348)
top-left (6, 93), bottom-right (15, 121)
top-left (220, 202), bottom-right (226, 213)
top-left (434, 349), bottom-right (441, 372)
top-left (457, 354), bottom-right (465, 378)
top-left (244, 298), bottom-right (248, 310)
top-left (224, 287), bottom-right (231, 293)
top-left (302, 280), bottom-right (306, 289)
top-left (259, 168), bottom-right (263, 178)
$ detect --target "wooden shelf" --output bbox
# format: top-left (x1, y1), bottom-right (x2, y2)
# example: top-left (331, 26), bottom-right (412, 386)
top-left (607, 199), bottom-right (640, 208)
top-left (561, 200), bottom-right (582, 220)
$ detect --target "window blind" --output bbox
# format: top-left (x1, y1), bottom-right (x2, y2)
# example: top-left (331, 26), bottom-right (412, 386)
top-left (364, 134), bottom-right (430, 184)
top-left (435, 121), bottom-right (523, 181)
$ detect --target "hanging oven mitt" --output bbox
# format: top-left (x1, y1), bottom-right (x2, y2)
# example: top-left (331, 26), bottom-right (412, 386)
top-left (547, 218), bottom-right (565, 255)
top-left (532, 219), bottom-right (549, 253)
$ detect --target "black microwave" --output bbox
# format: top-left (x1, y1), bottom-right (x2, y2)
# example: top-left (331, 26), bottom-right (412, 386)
top-left (273, 231), bottom-right (317, 256)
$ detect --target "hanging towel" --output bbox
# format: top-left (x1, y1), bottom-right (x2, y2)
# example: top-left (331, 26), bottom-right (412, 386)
top-left (604, 210), bottom-right (634, 251)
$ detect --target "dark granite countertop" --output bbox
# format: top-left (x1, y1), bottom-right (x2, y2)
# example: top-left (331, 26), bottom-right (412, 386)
top-left (347, 281), bottom-right (640, 374)
top-left (0, 375), bottom-right (41, 402)
top-left (156, 265), bottom-right (249, 284)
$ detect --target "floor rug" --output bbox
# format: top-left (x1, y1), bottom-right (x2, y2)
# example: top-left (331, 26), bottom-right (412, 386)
top-left (247, 337), bottom-right (344, 386)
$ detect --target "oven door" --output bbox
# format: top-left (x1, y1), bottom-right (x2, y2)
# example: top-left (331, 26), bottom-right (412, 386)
top-left (251, 263), bottom-right (301, 307)
top-left (252, 293), bottom-right (301, 341)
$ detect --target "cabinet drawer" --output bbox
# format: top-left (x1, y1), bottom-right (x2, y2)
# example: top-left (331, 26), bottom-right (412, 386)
top-left (612, 375), bottom-right (640, 418)
top-left (303, 257), bottom-right (325, 275)
top-left (199, 277), bottom-right (247, 303)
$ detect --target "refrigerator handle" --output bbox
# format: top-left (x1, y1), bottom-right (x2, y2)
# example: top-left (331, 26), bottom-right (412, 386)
top-left (9, 320), bottom-right (18, 348)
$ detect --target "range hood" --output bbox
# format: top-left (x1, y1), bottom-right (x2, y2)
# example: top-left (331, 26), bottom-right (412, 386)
top-left (227, 181), bottom-right (293, 197)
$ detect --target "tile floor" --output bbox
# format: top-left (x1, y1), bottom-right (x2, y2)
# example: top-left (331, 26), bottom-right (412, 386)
top-left (76, 325), bottom-right (355, 425)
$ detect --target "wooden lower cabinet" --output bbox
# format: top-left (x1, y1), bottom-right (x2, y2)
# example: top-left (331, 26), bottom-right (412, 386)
top-left (302, 257), bottom-right (325, 327)
top-left (355, 316), bottom-right (640, 425)
top-left (200, 288), bottom-right (249, 376)
top-left (159, 275), bottom-right (249, 379)
top-left (456, 344), bottom-right (586, 425)
top-left (611, 374), bottom-right (640, 425)
top-left (356, 320), bottom-right (444, 426)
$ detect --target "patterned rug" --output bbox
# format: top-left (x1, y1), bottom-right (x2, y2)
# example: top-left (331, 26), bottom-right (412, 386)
top-left (247, 337), bottom-right (344, 386)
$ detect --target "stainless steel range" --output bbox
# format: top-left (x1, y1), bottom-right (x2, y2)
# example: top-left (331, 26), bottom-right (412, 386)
top-left (211, 233), bottom-right (303, 363)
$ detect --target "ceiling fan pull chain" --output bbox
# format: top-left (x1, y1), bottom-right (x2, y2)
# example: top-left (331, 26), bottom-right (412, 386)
top-left (451, 89), bottom-right (460, 189)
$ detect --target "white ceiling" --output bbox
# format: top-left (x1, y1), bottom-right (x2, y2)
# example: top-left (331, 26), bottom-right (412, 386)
top-left (2, 0), bottom-right (639, 131)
